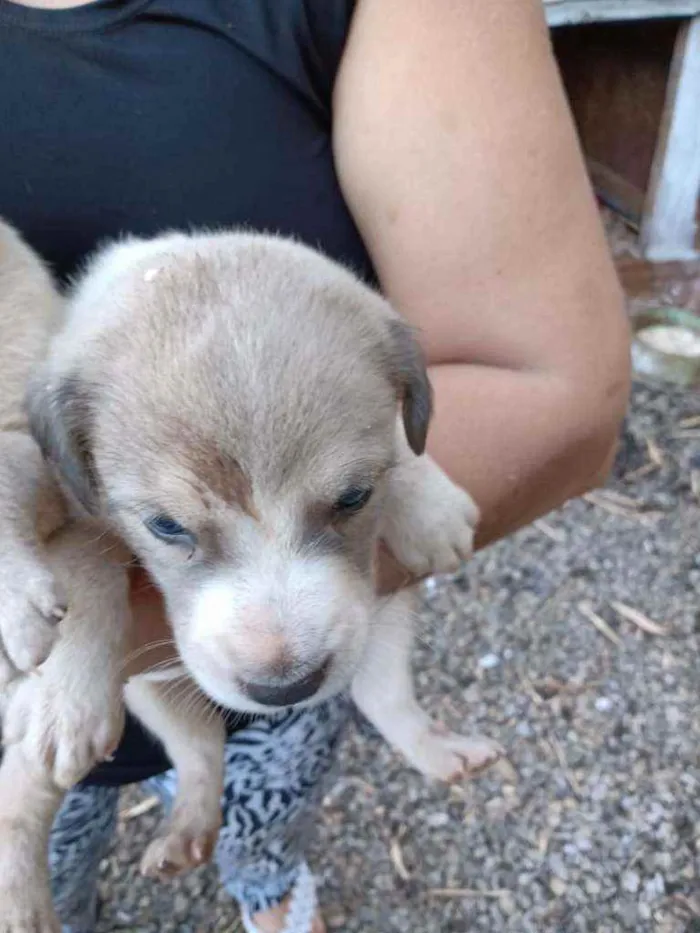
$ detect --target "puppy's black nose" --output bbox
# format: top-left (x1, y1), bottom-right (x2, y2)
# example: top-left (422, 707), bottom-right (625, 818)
top-left (242, 658), bottom-right (331, 708)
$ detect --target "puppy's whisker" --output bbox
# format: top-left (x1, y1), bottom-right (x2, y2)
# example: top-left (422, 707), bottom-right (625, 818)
top-left (157, 680), bottom-right (184, 705)
top-left (121, 638), bottom-right (176, 670)
top-left (205, 704), bottom-right (224, 729)
top-left (141, 658), bottom-right (183, 678)
top-left (80, 528), bottom-right (117, 549)
top-left (173, 683), bottom-right (208, 720)
top-left (159, 677), bottom-right (193, 708)
top-left (139, 672), bottom-right (189, 698)
top-left (221, 708), bottom-right (251, 731)
top-left (139, 649), bottom-right (179, 667)
top-left (185, 695), bottom-right (210, 722)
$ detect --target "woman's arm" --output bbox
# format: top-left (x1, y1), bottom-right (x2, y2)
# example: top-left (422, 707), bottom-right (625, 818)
top-left (333, 0), bottom-right (631, 548)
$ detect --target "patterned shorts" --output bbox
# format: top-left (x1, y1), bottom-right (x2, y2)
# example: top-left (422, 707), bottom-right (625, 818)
top-left (49, 695), bottom-right (351, 933)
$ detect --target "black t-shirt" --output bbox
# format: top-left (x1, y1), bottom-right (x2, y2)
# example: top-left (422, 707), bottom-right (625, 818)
top-left (0, 0), bottom-right (372, 785)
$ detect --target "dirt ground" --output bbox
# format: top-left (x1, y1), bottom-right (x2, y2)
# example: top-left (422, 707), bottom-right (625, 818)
top-left (96, 210), bottom-right (700, 932)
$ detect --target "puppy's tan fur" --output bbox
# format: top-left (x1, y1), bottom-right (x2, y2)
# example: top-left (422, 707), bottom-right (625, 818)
top-left (0, 224), bottom-right (68, 681)
top-left (0, 224), bottom-right (499, 930)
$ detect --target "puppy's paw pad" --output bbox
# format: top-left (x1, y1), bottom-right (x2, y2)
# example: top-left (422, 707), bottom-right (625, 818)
top-left (27, 572), bottom-right (68, 623)
top-left (442, 734), bottom-right (504, 780)
top-left (411, 728), bottom-right (503, 783)
top-left (0, 567), bottom-right (66, 673)
top-left (383, 476), bottom-right (478, 578)
top-left (51, 708), bottom-right (125, 790)
top-left (4, 674), bottom-right (125, 789)
top-left (140, 828), bottom-right (218, 880)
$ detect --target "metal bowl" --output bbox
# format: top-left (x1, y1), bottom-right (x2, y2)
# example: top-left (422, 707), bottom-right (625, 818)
top-left (631, 307), bottom-right (700, 387)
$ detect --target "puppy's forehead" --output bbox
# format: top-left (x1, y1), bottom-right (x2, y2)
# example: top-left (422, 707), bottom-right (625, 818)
top-left (95, 237), bottom-right (399, 489)
top-left (105, 402), bottom-right (395, 511)
top-left (104, 238), bottom-right (392, 375)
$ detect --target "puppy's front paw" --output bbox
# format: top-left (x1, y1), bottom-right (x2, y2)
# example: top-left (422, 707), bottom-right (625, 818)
top-left (3, 664), bottom-right (124, 789)
top-left (383, 457), bottom-right (478, 578)
top-left (140, 813), bottom-right (221, 880)
top-left (0, 823), bottom-right (60, 933)
top-left (405, 723), bottom-right (503, 783)
top-left (0, 553), bottom-right (66, 681)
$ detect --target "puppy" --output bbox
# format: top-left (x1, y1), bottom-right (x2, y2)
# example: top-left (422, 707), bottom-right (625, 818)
top-left (0, 224), bottom-right (129, 932)
top-left (0, 228), bottom-right (501, 929)
top-left (0, 223), bottom-right (126, 781)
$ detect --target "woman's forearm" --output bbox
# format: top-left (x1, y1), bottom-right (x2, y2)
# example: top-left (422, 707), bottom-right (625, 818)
top-left (426, 362), bottom-right (626, 548)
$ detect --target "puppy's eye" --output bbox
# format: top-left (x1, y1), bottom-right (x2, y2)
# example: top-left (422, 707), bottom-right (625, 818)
top-left (333, 485), bottom-right (373, 515)
top-left (145, 514), bottom-right (196, 547)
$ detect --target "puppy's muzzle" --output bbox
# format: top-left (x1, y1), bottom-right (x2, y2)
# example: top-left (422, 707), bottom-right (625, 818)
top-left (241, 656), bottom-right (332, 707)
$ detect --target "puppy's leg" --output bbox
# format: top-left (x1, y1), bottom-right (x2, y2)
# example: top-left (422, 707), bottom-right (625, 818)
top-left (0, 519), bottom-right (129, 931)
top-left (2, 520), bottom-right (129, 790)
top-left (0, 435), bottom-right (68, 682)
top-left (0, 221), bottom-right (68, 680)
top-left (125, 676), bottom-right (225, 880)
top-left (0, 742), bottom-right (64, 933)
top-left (381, 417), bottom-right (479, 578)
top-left (352, 593), bottom-right (502, 782)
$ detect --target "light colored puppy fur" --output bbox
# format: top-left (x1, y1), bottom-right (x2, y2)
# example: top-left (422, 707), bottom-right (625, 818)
top-left (0, 223), bottom-right (67, 680)
top-left (0, 225), bottom-right (129, 932)
top-left (0, 224), bottom-right (500, 930)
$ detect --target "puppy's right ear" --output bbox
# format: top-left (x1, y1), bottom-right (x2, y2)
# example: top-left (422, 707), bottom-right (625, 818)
top-left (385, 319), bottom-right (433, 456)
top-left (25, 369), bottom-right (100, 515)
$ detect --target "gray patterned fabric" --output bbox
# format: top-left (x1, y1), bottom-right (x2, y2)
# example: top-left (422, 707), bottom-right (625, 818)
top-left (51, 696), bottom-right (351, 931)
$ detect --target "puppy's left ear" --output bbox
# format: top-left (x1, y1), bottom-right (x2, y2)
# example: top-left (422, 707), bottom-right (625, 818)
top-left (386, 319), bottom-right (433, 455)
top-left (25, 367), bottom-right (101, 515)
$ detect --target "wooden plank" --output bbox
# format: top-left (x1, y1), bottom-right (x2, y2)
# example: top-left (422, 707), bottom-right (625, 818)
top-left (545, 1), bottom-right (700, 26)
top-left (553, 21), bottom-right (677, 223)
top-left (588, 160), bottom-right (645, 225)
top-left (640, 17), bottom-right (700, 260)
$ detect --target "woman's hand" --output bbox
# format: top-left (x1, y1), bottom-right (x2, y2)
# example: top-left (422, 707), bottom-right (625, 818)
top-left (334, 0), bottom-right (631, 547)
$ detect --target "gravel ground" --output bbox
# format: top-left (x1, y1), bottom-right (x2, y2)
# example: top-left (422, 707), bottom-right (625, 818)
top-left (97, 377), bottom-right (700, 933)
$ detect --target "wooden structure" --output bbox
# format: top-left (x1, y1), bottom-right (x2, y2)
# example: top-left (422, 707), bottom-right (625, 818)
top-left (544, 0), bottom-right (700, 264)
top-left (545, 1), bottom-right (700, 26)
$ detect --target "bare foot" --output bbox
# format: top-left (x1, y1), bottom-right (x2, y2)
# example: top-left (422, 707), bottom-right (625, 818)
top-left (250, 897), bottom-right (326, 933)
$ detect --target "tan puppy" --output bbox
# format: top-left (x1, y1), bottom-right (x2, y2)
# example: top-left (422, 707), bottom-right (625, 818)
top-left (0, 227), bottom-right (501, 930)
top-left (0, 224), bottom-right (129, 932)
top-left (0, 224), bottom-right (126, 781)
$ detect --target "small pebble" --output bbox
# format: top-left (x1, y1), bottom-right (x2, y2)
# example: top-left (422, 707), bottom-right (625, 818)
top-left (173, 893), bottom-right (190, 916)
top-left (643, 873), bottom-right (665, 899)
top-left (549, 853), bottom-right (568, 880)
top-left (478, 653), bottom-right (501, 670)
top-left (424, 812), bottom-right (450, 828)
top-left (549, 877), bottom-right (567, 897)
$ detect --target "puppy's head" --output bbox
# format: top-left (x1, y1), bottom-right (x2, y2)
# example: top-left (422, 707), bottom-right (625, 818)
top-left (27, 233), bottom-right (432, 712)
